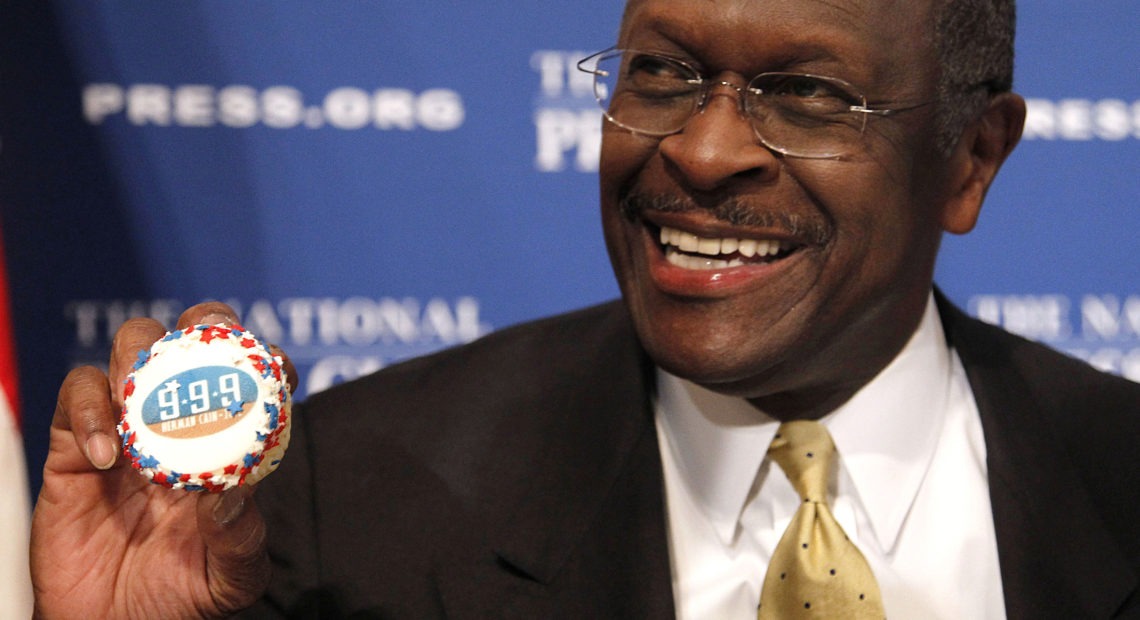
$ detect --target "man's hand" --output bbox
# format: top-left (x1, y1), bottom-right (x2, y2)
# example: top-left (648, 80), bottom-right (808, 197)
top-left (30, 302), bottom-right (292, 619)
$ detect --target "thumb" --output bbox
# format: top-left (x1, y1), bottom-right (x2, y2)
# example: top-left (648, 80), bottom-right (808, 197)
top-left (196, 486), bottom-right (271, 614)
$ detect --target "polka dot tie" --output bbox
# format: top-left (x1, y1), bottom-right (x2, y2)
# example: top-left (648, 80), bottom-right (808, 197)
top-left (757, 421), bottom-right (885, 619)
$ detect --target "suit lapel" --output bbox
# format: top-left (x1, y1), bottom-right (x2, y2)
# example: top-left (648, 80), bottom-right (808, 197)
top-left (433, 303), bottom-right (675, 619)
top-left (939, 294), bottom-right (1137, 617)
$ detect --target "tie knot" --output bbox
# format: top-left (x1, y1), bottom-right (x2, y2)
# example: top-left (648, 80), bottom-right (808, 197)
top-left (768, 420), bottom-right (835, 504)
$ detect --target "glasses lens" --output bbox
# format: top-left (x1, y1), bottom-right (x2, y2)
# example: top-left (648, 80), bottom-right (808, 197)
top-left (591, 51), bottom-right (701, 136)
top-left (745, 73), bottom-right (868, 158)
top-left (580, 50), bottom-right (876, 158)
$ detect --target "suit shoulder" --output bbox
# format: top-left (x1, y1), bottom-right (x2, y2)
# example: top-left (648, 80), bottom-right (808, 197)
top-left (937, 291), bottom-right (1136, 396)
top-left (948, 305), bottom-right (1140, 406)
top-left (302, 300), bottom-right (634, 416)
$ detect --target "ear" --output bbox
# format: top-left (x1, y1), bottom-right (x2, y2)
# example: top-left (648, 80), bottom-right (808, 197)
top-left (940, 92), bottom-right (1026, 234)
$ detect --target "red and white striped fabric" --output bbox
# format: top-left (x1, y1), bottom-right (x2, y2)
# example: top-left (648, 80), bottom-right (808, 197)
top-left (0, 221), bottom-right (33, 618)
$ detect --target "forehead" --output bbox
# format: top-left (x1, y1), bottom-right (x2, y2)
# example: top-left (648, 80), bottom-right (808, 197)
top-left (619, 0), bottom-right (936, 77)
top-left (617, 0), bottom-right (940, 98)
top-left (621, 0), bottom-right (930, 31)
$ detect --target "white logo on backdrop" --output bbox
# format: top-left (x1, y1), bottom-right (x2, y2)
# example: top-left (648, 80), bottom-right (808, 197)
top-left (83, 84), bottom-right (466, 132)
top-left (1022, 98), bottom-right (1140, 141)
top-left (65, 296), bottom-right (492, 395)
top-left (531, 50), bottom-right (602, 173)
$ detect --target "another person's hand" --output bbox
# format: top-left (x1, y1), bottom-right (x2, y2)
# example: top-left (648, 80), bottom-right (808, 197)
top-left (31, 302), bottom-right (294, 619)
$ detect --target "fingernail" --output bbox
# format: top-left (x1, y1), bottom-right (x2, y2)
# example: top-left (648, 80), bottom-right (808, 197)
top-left (214, 487), bottom-right (249, 525)
top-left (86, 432), bottom-right (119, 470)
top-left (200, 313), bottom-right (234, 327)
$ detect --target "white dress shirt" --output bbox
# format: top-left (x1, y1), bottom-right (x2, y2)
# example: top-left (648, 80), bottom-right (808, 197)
top-left (656, 295), bottom-right (1006, 619)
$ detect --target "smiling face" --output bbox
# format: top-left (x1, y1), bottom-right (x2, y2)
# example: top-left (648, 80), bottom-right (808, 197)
top-left (602, 0), bottom-right (970, 418)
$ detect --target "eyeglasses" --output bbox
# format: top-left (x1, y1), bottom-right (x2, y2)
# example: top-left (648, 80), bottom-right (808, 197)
top-left (577, 48), bottom-right (932, 159)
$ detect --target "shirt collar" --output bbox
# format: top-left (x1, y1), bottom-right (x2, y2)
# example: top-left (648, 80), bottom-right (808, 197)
top-left (826, 295), bottom-right (951, 551)
top-left (655, 365), bottom-right (780, 543)
top-left (655, 293), bottom-right (951, 550)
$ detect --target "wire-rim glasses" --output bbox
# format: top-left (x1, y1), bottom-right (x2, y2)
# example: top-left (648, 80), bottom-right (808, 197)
top-left (577, 47), bottom-right (930, 159)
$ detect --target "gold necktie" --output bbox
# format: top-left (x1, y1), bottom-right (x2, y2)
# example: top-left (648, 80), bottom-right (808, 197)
top-left (758, 420), bottom-right (885, 619)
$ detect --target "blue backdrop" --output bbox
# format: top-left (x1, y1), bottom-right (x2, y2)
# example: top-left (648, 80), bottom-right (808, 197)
top-left (2, 1), bottom-right (1137, 495)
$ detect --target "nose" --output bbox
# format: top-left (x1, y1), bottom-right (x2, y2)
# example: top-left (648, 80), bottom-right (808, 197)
top-left (658, 81), bottom-right (780, 192)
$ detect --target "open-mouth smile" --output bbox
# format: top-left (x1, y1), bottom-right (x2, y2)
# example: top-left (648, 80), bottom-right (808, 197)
top-left (658, 225), bottom-right (800, 270)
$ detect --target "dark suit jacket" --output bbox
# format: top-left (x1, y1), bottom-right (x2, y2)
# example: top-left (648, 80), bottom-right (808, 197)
top-left (248, 295), bottom-right (1140, 619)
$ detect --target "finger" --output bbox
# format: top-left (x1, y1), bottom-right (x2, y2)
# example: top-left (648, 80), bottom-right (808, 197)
top-left (268, 344), bottom-right (299, 395)
top-left (108, 317), bottom-right (167, 405)
top-left (55, 366), bottom-right (120, 470)
top-left (177, 301), bottom-right (240, 331)
top-left (197, 487), bottom-right (271, 613)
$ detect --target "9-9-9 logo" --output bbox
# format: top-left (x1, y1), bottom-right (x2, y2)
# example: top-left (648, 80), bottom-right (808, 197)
top-left (142, 366), bottom-right (259, 425)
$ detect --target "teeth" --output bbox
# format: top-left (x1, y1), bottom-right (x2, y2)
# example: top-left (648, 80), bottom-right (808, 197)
top-left (697, 237), bottom-right (721, 256)
top-left (658, 225), bottom-right (794, 268)
top-left (677, 231), bottom-right (699, 252)
top-left (666, 247), bottom-right (745, 270)
top-left (738, 238), bottom-right (758, 258)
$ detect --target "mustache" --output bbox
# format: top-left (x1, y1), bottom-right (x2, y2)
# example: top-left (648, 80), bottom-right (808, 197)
top-left (619, 192), bottom-right (833, 246)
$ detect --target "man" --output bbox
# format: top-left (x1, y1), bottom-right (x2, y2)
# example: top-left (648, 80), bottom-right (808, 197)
top-left (31, 0), bottom-right (1140, 618)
